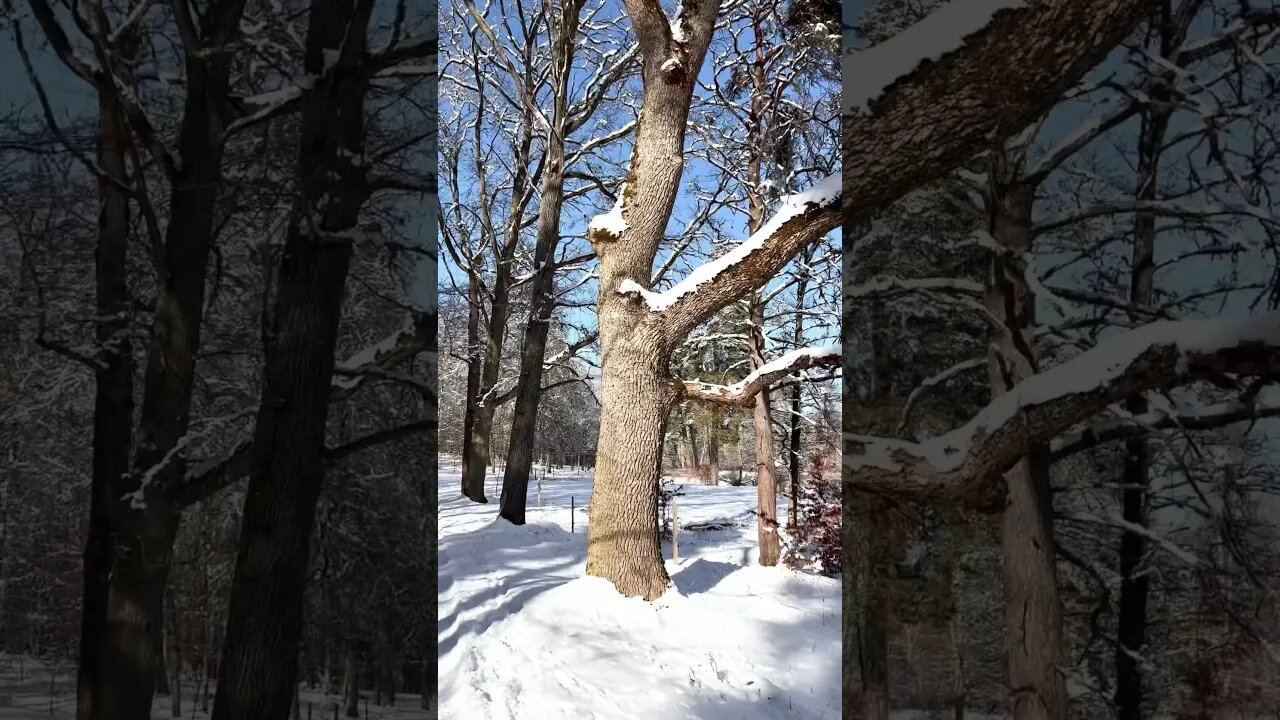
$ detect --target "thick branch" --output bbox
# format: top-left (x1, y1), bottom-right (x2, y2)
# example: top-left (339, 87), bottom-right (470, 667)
top-left (618, 174), bottom-right (840, 345)
top-left (844, 0), bottom-right (1164, 222)
top-left (847, 313), bottom-right (1280, 511)
top-left (681, 345), bottom-right (840, 407)
top-left (1049, 397), bottom-right (1280, 462)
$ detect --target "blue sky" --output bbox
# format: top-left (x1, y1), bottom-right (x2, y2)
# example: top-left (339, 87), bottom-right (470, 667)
top-left (437, 0), bottom-right (842, 375)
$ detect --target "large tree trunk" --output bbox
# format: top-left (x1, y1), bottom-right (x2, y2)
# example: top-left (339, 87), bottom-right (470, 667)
top-left (210, 2), bottom-right (368, 717)
top-left (581, 0), bottom-right (720, 600)
top-left (210, 212), bottom-right (354, 720)
top-left (77, 81), bottom-right (134, 720)
top-left (584, 339), bottom-right (675, 598)
top-left (499, 0), bottom-right (585, 525)
top-left (1115, 55), bottom-right (1169, 720)
top-left (986, 173), bottom-right (1065, 720)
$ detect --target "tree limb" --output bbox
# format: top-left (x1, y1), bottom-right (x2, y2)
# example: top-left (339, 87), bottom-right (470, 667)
top-left (847, 313), bottom-right (1280, 511)
top-left (681, 345), bottom-right (840, 407)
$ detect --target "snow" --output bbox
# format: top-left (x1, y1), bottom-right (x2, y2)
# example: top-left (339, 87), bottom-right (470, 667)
top-left (439, 462), bottom-right (839, 719)
top-left (843, 0), bottom-right (1024, 112)
top-left (670, 2), bottom-right (687, 43)
top-left (849, 311), bottom-right (1280, 473)
top-left (620, 174), bottom-right (840, 312)
top-left (588, 184), bottom-right (628, 239)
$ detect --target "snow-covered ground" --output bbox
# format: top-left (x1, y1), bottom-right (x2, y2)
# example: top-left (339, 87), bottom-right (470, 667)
top-left (0, 654), bottom-right (433, 719)
top-left (438, 462), bottom-right (840, 719)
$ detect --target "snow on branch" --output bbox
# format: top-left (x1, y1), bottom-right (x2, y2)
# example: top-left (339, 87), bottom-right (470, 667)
top-left (331, 316), bottom-right (433, 399)
top-left (846, 276), bottom-right (983, 299)
top-left (588, 184), bottom-right (628, 242)
top-left (620, 174), bottom-right (840, 339)
top-left (844, 0), bottom-right (1025, 113)
top-left (846, 313), bottom-right (1280, 511)
top-left (1050, 396), bottom-right (1280, 461)
top-left (682, 345), bottom-right (840, 407)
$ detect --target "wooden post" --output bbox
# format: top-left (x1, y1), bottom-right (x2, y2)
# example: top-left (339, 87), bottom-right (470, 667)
top-left (672, 496), bottom-right (679, 562)
top-left (570, 496), bottom-right (575, 534)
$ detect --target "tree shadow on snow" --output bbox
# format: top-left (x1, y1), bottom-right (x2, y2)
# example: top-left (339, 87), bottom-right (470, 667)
top-left (437, 519), bottom-right (583, 659)
top-left (670, 558), bottom-right (741, 595)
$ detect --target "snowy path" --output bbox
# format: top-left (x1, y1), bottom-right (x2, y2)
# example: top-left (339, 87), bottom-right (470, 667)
top-left (438, 463), bottom-right (840, 719)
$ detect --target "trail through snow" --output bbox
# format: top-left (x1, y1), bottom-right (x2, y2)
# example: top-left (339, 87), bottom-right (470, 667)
top-left (438, 462), bottom-right (840, 719)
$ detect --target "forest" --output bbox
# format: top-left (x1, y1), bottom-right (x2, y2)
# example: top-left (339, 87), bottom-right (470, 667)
top-left (844, 0), bottom-right (1280, 718)
top-left (436, 0), bottom-right (842, 714)
top-left (0, 0), bottom-right (437, 718)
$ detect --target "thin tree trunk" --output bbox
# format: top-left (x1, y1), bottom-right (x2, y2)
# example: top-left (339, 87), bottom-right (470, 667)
top-left (461, 272), bottom-right (480, 494)
top-left (744, 10), bottom-right (780, 567)
top-left (77, 78), bottom-right (134, 720)
top-left (211, 3), bottom-right (369, 717)
top-left (787, 251), bottom-right (811, 528)
top-left (463, 94), bottom-right (535, 505)
top-left (706, 424), bottom-right (719, 485)
top-left (749, 294), bottom-right (780, 566)
top-left (169, 589), bottom-right (181, 718)
top-left (858, 588), bottom-right (891, 720)
top-left (343, 650), bottom-right (358, 719)
top-left (680, 423), bottom-right (700, 472)
top-left (1115, 17), bottom-right (1176, 717)
top-left (986, 173), bottom-right (1064, 720)
top-left (1115, 73), bottom-right (1169, 720)
top-left (156, 630), bottom-right (170, 696)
